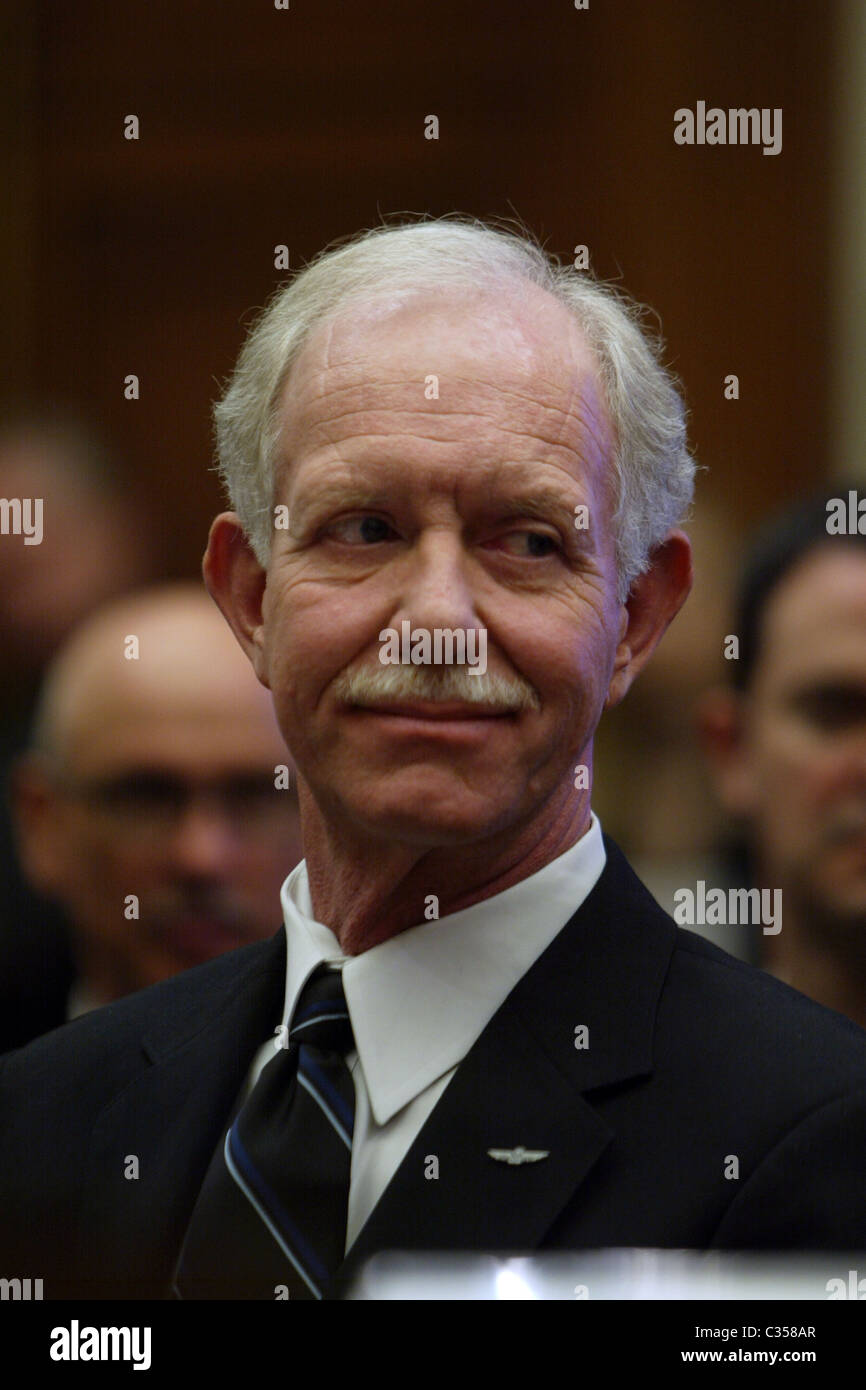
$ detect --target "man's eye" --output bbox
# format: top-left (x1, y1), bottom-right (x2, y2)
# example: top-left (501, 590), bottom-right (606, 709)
top-left (327, 515), bottom-right (397, 544)
top-left (88, 777), bottom-right (182, 813)
top-left (795, 690), bottom-right (866, 732)
top-left (496, 530), bottom-right (560, 558)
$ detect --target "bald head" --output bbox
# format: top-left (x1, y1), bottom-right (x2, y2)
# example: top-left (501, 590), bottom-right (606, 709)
top-left (32, 583), bottom-right (279, 772)
top-left (14, 584), bottom-right (304, 1002)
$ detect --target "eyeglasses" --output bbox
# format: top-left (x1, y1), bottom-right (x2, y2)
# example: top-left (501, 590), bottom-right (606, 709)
top-left (59, 771), bottom-right (298, 839)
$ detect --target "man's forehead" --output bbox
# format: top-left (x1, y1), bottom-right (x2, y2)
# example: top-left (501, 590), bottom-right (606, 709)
top-left (278, 283), bottom-right (610, 456)
top-left (768, 547), bottom-right (866, 630)
top-left (318, 282), bottom-right (591, 364)
top-left (758, 546), bottom-right (866, 681)
top-left (63, 678), bottom-right (282, 777)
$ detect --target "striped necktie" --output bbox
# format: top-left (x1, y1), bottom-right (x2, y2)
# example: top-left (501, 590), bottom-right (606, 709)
top-left (174, 965), bottom-right (356, 1300)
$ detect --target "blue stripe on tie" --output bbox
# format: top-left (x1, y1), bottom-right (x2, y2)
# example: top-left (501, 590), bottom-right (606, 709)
top-left (227, 1125), bottom-right (330, 1294)
top-left (297, 1071), bottom-right (353, 1150)
top-left (297, 1000), bottom-right (346, 1023)
top-left (298, 1051), bottom-right (355, 1136)
top-left (294, 997), bottom-right (348, 1022)
top-left (292, 1010), bottom-right (349, 1036)
top-left (224, 1131), bottom-right (321, 1299)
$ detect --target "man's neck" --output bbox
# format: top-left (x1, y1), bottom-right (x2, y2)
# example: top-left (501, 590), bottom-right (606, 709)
top-left (300, 787), bottom-right (593, 955)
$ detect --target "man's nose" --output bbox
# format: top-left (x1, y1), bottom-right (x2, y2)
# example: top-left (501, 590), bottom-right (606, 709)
top-left (395, 528), bottom-right (480, 633)
top-left (166, 796), bottom-right (240, 876)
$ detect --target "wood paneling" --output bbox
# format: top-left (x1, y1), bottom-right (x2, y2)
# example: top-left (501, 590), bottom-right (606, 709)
top-left (7, 0), bottom-right (838, 571)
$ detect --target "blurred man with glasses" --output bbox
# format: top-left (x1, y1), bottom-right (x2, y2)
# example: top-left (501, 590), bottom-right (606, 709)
top-left (10, 583), bottom-right (303, 1020)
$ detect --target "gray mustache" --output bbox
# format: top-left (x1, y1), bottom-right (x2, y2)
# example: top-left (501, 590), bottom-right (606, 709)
top-left (332, 661), bottom-right (540, 712)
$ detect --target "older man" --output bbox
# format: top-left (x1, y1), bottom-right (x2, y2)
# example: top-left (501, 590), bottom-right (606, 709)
top-left (10, 584), bottom-right (303, 1024)
top-left (2, 219), bottom-right (866, 1301)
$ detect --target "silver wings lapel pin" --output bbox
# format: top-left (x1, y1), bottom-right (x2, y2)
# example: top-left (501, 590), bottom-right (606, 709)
top-left (487, 1145), bottom-right (550, 1166)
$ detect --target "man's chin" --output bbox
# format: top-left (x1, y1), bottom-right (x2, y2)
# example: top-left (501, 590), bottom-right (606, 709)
top-left (302, 763), bottom-right (541, 849)
top-left (342, 797), bottom-right (515, 848)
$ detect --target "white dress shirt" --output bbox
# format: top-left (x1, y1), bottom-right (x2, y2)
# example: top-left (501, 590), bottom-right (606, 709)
top-left (246, 812), bottom-right (606, 1254)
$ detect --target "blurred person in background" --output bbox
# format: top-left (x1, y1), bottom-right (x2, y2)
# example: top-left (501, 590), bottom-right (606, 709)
top-left (10, 583), bottom-right (304, 1018)
top-left (699, 492), bottom-right (866, 1025)
top-left (0, 413), bottom-right (149, 690)
top-left (0, 412), bottom-right (152, 1048)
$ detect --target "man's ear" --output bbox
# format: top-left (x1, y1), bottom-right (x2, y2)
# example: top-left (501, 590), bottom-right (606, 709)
top-left (9, 755), bottom-right (67, 896)
top-left (604, 529), bottom-right (693, 709)
top-left (203, 513), bottom-right (270, 688)
top-left (696, 686), bottom-right (759, 816)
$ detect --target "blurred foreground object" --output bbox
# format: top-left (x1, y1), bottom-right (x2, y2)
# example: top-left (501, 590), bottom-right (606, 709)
top-left (347, 1248), bottom-right (866, 1300)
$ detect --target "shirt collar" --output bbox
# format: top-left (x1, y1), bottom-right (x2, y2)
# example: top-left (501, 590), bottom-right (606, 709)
top-left (279, 813), bottom-right (606, 1125)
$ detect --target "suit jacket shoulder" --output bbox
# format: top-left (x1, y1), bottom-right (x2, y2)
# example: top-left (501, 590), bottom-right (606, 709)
top-left (0, 930), bottom-right (285, 1295)
top-left (666, 923), bottom-right (866, 1104)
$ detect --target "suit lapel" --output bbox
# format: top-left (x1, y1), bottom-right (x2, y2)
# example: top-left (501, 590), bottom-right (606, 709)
top-left (334, 1004), bottom-right (615, 1294)
top-left (333, 838), bottom-right (676, 1294)
top-left (77, 932), bottom-right (286, 1295)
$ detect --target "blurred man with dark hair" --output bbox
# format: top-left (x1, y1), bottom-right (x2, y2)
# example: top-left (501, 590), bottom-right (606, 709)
top-left (700, 489), bottom-right (866, 1025)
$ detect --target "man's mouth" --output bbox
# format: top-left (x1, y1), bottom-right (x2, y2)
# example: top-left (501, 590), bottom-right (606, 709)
top-left (353, 699), bottom-right (514, 720)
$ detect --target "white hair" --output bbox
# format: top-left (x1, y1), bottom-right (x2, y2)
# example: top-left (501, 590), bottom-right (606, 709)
top-left (214, 216), bottom-right (695, 600)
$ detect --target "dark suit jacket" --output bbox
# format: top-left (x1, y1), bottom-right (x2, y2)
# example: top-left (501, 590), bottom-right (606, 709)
top-left (3, 837), bottom-right (866, 1299)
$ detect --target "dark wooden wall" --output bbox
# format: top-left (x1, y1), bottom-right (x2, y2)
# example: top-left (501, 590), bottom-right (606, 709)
top-left (3, 0), bottom-right (838, 575)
